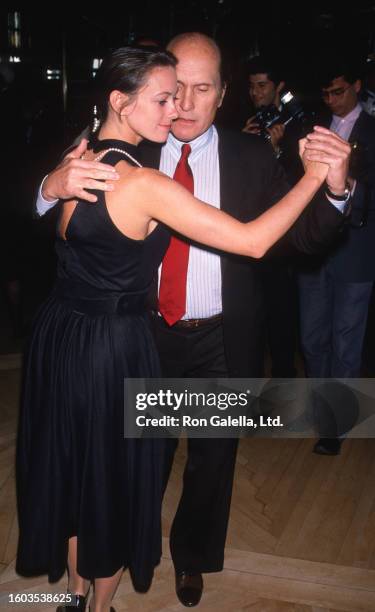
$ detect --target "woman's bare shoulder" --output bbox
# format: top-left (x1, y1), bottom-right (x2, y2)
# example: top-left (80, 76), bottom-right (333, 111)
top-left (106, 163), bottom-right (170, 210)
top-left (116, 163), bottom-right (170, 189)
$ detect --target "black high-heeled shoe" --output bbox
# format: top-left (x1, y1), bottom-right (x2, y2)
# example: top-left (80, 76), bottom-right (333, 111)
top-left (56, 593), bottom-right (88, 611)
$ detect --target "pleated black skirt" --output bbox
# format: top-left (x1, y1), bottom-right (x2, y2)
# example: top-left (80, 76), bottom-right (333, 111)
top-left (16, 294), bottom-right (165, 588)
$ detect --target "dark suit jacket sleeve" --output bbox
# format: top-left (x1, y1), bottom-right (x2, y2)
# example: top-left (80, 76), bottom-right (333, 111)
top-left (282, 191), bottom-right (346, 255)
top-left (261, 146), bottom-right (346, 256)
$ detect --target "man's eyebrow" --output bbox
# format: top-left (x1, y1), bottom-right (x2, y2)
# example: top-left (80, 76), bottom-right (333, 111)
top-left (177, 80), bottom-right (213, 86)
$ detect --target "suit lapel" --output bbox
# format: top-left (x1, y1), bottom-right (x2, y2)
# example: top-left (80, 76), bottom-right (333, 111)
top-left (217, 128), bottom-right (241, 216)
top-left (348, 110), bottom-right (365, 144)
top-left (217, 128), bottom-right (247, 283)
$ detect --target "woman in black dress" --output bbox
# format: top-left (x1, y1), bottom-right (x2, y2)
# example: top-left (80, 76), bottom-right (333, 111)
top-left (16, 47), bottom-right (334, 611)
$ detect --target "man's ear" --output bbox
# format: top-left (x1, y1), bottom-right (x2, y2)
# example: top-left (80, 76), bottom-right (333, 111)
top-left (218, 83), bottom-right (227, 108)
top-left (276, 80), bottom-right (285, 95)
top-left (354, 79), bottom-right (362, 94)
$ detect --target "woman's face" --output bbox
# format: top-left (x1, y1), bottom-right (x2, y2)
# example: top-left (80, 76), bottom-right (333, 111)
top-left (125, 65), bottom-right (178, 143)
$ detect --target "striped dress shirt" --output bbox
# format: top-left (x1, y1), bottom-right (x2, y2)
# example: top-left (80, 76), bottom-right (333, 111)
top-left (159, 126), bottom-right (222, 319)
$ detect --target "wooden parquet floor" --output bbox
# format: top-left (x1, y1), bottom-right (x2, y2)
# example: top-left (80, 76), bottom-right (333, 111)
top-left (0, 358), bottom-right (374, 611)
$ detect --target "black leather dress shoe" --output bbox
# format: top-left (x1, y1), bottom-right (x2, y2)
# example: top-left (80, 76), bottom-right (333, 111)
top-left (175, 571), bottom-right (203, 607)
top-left (313, 438), bottom-right (342, 455)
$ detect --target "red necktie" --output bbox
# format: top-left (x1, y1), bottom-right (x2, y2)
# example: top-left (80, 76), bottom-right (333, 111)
top-left (159, 144), bottom-right (193, 325)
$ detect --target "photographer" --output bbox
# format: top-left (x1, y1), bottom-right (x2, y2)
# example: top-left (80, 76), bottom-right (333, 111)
top-left (243, 55), bottom-right (305, 186)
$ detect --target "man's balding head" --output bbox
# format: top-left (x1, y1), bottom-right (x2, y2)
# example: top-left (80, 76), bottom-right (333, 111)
top-left (167, 33), bottom-right (224, 87)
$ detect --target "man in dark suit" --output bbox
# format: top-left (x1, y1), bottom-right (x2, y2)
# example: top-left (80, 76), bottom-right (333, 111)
top-left (298, 61), bottom-right (375, 455)
top-left (37, 34), bottom-right (351, 606)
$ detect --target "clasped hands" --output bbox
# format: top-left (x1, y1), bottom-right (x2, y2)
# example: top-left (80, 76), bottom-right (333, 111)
top-left (300, 126), bottom-right (351, 194)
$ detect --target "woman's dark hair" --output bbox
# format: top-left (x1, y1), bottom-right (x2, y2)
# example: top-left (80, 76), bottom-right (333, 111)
top-left (93, 46), bottom-right (177, 127)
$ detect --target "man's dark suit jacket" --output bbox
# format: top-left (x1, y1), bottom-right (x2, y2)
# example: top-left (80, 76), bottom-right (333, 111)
top-left (141, 127), bottom-right (345, 377)
top-left (327, 110), bottom-right (375, 283)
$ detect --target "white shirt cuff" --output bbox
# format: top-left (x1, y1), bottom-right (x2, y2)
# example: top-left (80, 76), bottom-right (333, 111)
top-left (325, 196), bottom-right (347, 213)
top-left (325, 180), bottom-right (355, 214)
top-left (36, 175), bottom-right (58, 217)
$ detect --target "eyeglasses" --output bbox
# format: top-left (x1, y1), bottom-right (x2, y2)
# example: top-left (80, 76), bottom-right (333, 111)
top-left (321, 86), bottom-right (351, 99)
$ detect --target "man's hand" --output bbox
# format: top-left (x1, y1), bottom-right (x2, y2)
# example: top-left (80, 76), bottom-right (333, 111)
top-left (42, 139), bottom-right (120, 203)
top-left (242, 116), bottom-right (260, 135)
top-left (303, 126), bottom-right (351, 194)
top-left (267, 123), bottom-right (285, 152)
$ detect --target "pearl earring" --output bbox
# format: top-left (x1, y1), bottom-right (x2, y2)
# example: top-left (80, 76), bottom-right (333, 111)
top-left (92, 105), bottom-right (101, 133)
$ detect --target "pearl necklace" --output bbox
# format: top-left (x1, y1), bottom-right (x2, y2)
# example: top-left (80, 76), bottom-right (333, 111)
top-left (93, 147), bottom-right (143, 167)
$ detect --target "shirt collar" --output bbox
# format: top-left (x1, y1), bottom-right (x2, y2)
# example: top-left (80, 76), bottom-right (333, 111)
top-left (332, 103), bottom-right (362, 124)
top-left (165, 125), bottom-right (215, 162)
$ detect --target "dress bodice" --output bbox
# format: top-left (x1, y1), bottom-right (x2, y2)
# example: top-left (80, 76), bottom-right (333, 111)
top-left (55, 138), bottom-right (170, 300)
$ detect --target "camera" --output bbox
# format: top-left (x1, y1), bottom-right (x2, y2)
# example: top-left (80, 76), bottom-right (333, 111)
top-left (255, 91), bottom-right (310, 140)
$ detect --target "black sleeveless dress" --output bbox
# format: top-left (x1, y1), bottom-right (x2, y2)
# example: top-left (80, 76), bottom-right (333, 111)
top-left (16, 139), bottom-right (170, 587)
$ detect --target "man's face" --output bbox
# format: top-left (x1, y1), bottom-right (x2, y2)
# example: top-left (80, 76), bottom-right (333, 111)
top-left (321, 76), bottom-right (361, 117)
top-left (167, 40), bottom-right (226, 142)
top-left (249, 73), bottom-right (280, 108)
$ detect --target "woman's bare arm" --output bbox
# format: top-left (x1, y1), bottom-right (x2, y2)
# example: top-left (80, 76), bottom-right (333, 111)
top-left (129, 167), bottom-right (324, 258)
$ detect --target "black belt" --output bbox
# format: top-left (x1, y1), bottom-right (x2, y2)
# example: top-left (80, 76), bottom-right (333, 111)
top-left (154, 312), bottom-right (222, 329)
